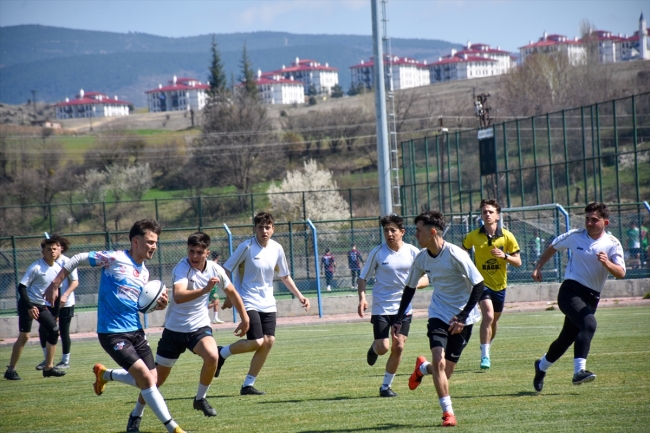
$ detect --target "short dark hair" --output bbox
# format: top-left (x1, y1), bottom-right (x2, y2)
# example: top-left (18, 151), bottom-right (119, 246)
top-left (188, 232), bottom-right (210, 249)
top-left (414, 211), bottom-right (445, 232)
top-left (41, 234), bottom-right (70, 253)
top-left (380, 214), bottom-right (405, 230)
top-left (211, 251), bottom-right (220, 260)
top-left (585, 202), bottom-right (609, 219)
top-left (480, 199), bottom-right (501, 214)
top-left (254, 211), bottom-right (274, 227)
top-left (129, 219), bottom-right (162, 241)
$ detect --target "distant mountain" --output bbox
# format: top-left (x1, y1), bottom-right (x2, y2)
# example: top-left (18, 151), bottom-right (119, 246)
top-left (0, 25), bottom-right (462, 106)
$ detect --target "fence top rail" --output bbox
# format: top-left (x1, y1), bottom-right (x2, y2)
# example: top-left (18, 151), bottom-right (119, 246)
top-left (400, 90), bottom-right (650, 148)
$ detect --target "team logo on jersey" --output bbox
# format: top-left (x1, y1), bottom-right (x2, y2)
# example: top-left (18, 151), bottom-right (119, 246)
top-left (113, 341), bottom-right (125, 351)
top-left (133, 269), bottom-right (141, 277)
top-left (117, 285), bottom-right (139, 302)
top-left (482, 258), bottom-right (501, 275)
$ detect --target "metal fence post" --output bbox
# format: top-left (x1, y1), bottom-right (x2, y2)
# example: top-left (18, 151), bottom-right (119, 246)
top-left (306, 219), bottom-right (323, 318)
top-left (11, 236), bottom-right (19, 295)
top-left (632, 95), bottom-right (640, 203)
top-left (223, 223), bottom-right (237, 323)
top-left (198, 196), bottom-right (203, 229)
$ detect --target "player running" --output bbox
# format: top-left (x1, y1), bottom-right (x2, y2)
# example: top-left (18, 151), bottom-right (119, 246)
top-left (462, 198), bottom-right (521, 369)
top-left (215, 212), bottom-right (310, 395)
top-left (357, 214), bottom-right (428, 397)
top-left (44, 219), bottom-right (187, 433)
top-left (394, 211), bottom-right (485, 427)
top-left (126, 232), bottom-right (249, 432)
top-left (532, 202), bottom-right (625, 391)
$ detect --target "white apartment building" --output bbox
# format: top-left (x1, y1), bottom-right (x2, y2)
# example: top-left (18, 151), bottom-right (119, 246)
top-left (254, 71), bottom-right (305, 105)
top-left (145, 76), bottom-right (209, 112)
top-left (429, 42), bottom-right (515, 83)
top-left (267, 57), bottom-right (339, 95)
top-left (350, 55), bottom-right (430, 91)
top-left (519, 33), bottom-right (587, 65)
top-left (54, 90), bottom-right (130, 119)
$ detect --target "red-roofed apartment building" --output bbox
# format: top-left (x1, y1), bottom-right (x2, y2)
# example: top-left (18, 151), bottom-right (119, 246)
top-left (54, 90), bottom-right (131, 119)
top-left (519, 33), bottom-right (587, 65)
top-left (252, 70), bottom-right (305, 105)
top-left (520, 14), bottom-right (649, 66)
top-left (350, 55), bottom-right (430, 91)
top-left (429, 42), bottom-right (515, 83)
top-left (145, 76), bottom-right (209, 112)
top-left (265, 57), bottom-right (339, 95)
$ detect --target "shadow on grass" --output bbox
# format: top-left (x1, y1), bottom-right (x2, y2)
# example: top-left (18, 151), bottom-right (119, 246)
top-left (298, 423), bottom-right (421, 432)
top-left (257, 395), bottom-right (379, 404)
top-left (454, 390), bottom-right (563, 398)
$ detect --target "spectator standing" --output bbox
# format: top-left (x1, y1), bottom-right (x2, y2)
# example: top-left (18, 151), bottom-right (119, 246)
top-left (348, 244), bottom-right (364, 290)
top-left (321, 248), bottom-right (336, 292)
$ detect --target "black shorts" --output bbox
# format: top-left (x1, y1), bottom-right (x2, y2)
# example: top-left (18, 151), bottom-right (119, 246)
top-left (98, 329), bottom-right (155, 371)
top-left (371, 314), bottom-right (411, 339)
top-left (480, 287), bottom-right (507, 313)
top-left (17, 297), bottom-right (58, 336)
top-left (155, 326), bottom-right (213, 367)
top-left (246, 310), bottom-right (277, 340)
top-left (58, 306), bottom-right (75, 320)
top-left (427, 318), bottom-right (474, 364)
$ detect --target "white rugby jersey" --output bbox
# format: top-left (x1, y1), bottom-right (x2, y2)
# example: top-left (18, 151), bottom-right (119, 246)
top-left (552, 228), bottom-right (625, 293)
top-left (20, 259), bottom-right (64, 306)
top-left (405, 242), bottom-right (484, 324)
top-left (166, 258), bottom-right (231, 332)
top-left (56, 255), bottom-right (79, 307)
top-left (360, 242), bottom-right (420, 316)
top-left (223, 237), bottom-right (290, 313)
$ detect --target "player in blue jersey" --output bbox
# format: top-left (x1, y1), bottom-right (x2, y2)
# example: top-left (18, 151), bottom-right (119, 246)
top-left (44, 219), bottom-right (186, 433)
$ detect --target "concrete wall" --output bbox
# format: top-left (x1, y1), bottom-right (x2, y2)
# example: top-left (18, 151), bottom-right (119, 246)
top-left (1, 279), bottom-right (648, 339)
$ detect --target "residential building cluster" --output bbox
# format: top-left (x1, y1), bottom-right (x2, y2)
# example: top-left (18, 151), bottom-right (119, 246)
top-left (53, 13), bottom-right (649, 118)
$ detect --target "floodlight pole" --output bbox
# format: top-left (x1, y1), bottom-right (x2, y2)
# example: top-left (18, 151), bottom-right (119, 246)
top-left (371, 0), bottom-right (393, 216)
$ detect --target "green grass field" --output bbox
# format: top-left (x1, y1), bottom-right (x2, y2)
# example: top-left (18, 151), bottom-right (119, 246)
top-left (1, 306), bottom-right (649, 432)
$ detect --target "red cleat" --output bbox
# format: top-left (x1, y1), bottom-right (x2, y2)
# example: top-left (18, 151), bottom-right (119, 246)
top-left (442, 411), bottom-right (457, 427)
top-left (409, 356), bottom-right (427, 390)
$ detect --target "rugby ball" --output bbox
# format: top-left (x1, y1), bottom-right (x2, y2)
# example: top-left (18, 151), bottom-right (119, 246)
top-left (138, 280), bottom-right (166, 314)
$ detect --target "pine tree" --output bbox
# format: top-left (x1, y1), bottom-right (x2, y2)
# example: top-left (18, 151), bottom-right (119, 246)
top-left (331, 84), bottom-right (344, 98)
top-left (208, 35), bottom-right (227, 98)
top-left (239, 43), bottom-right (258, 98)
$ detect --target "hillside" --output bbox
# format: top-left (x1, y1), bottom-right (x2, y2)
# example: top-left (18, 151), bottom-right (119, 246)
top-left (0, 25), bottom-right (462, 106)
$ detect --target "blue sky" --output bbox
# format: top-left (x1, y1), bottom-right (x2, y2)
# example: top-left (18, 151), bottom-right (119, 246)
top-left (0, 0), bottom-right (647, 52)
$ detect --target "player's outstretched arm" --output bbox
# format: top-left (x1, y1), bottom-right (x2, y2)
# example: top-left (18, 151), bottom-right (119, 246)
top-left (532, 245), bottom-right (557, 282)
top-left (223, 282), bottom-right (250, 336)
top-left (280, 275), bottom-right (310, 311)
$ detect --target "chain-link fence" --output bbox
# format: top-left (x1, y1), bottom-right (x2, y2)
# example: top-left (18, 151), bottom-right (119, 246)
top-left (1, 203), bottom-right (648, 315)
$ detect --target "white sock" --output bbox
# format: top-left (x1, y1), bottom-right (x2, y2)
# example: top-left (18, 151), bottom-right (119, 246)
top-left (196, 383), bottom-right (210, 400)
top-left (221, 345), bottom-right (232, 359)
top-left (107, 368), bottom-right (137, 387)
top-left (214, 311), bottom-right (219, 320)
top-left (538, 354), bottom-right (553, 372)
top-left (381, 372), bottom-right (395, 390)
top-left (480, 344), bottom-right (490, 358)
top-left (61, 353), bottom-right (70, 364)
top-left (243, 375), bottom-right (256, 387)
top-left (420, 361), bottom-right (431, 376)
top-left (132, 400), bottom-right (146, 417)
top-left (140, 386), bottom-right (177, 432)
top-left (574, 358), bottom-right (586, 374)
top-left (439, 396), bottom-right (453, 414)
